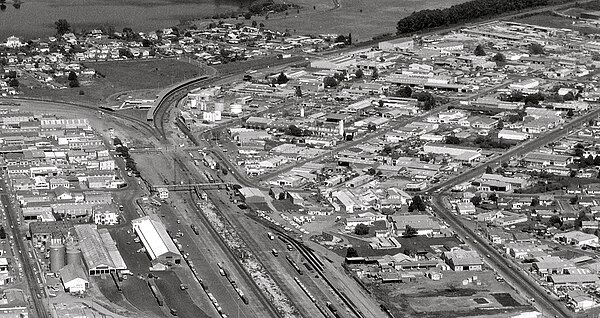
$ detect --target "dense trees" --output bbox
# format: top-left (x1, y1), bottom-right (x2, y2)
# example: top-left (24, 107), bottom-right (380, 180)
top-left (397, 0), bottom-right (548, 34)
top-left (412, 91), bottom-right (436, 110)
top-left (354, 224), bottom-right (370, 235)
top-left (529, 43), bottom-right (545, 55)
top-left (55, 19), bottom-right (71, 36)
top-left (474, 44), bottom-right (486, 56)
top-left (394, 86), bottom-right (412, 98)
top-left (492, 53), bottom-right (506, 62)
top-left (405, 225), bottom-right (418, 237)
top-left (408, 195), bottom-right (427, 212)
top-left (323, 76), bottom-right (338, 88)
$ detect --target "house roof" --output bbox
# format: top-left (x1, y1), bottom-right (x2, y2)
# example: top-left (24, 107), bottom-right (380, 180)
top-left (59, 263), bottom-right (88, 284)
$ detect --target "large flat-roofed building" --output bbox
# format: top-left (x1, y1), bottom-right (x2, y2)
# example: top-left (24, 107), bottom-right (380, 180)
top-left (132, 215), bottom-right (181, 266)
top-left (74, 224), bottom-right (127, 276)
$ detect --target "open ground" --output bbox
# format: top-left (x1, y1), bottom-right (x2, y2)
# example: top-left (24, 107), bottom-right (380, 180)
top-left (18, 58), bottom-right (209, 106)
top-left (209, 0), bottom-right (469, 43)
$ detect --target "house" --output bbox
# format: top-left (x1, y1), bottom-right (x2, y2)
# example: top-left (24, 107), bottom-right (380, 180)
top-left (567, 291), bottom-right (595, 311)
top-left (93, 206), bottom-right (119, 226)
top-left (549, 274), bottom-right (599, 286)
top-left (378, 38), bottom-right (414, 52)
top-left (442, 249), bottom-right (483, 271)
top-left (59, 264), bottom-right (89, 293)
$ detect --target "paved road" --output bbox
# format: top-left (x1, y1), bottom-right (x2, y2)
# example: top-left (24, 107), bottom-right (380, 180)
top-left (428, 105), bottom-right (600, 194)
top-left (430, 197), bottom-right (570, 318)
top-left (424, 107), bottom-right (600, 317)
top-left (0, 179), bottom-right (48, 318)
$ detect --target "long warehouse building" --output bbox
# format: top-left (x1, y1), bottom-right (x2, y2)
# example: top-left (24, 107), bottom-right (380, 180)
top-left (74, 224), bottom-right (127, 276)
top-left (132, 215), bottom-right (181, 265)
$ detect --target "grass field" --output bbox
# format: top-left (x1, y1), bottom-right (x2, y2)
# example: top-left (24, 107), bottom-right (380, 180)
top-left (511, 12), bottom-right (600, 34)
top-left (214, 0), bottom-right (469, 42)
top-left (87, 58), bottom-right (208, 92)
top-left (18, 58), bottom-right (209, 106)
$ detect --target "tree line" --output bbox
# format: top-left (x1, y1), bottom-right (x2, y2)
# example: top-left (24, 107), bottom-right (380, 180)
top-left (397, 0), bottom-right (548, 35)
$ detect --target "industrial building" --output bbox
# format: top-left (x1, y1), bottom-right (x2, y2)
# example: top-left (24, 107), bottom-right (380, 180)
top-left (132, 215), bottom-right (181, 266)
top-left (73, 224), bottom-right (127, 275)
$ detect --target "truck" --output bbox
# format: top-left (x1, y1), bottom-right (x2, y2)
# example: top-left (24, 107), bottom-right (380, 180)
top-left (267, 232), bottom-right (275, 240)
top-left (271, 249), bottom-right (279, 257)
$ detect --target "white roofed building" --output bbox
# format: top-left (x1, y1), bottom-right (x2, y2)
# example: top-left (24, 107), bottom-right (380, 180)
top-left (132, 215), bottom-right (181, 266)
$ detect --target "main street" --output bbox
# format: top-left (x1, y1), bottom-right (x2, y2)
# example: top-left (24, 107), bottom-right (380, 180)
top-left (428, 105), bottom-right (600, 194)
top-left (0, 178), bottom-right (48, 318)
top-left (424, 107), bottom-right (600, 317)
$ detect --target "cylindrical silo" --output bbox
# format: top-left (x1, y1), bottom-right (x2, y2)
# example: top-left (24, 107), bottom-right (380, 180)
top-left (66, 244), bottom-right (82, 266)
top-left (49, 241), bottom-right (66, 273)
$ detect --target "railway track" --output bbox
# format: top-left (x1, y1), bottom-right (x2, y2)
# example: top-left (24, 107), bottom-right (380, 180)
top-left (250, 215), bottom-right (368, 318)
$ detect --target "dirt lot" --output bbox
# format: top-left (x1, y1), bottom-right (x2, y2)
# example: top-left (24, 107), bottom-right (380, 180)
top-left (366, 270), bottom-right (532, 318)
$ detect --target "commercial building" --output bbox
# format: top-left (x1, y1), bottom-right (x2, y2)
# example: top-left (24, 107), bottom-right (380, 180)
top-left (74, 224), bottom-right (127, 275)
top-left (132, 215), bottom-right (181, 266)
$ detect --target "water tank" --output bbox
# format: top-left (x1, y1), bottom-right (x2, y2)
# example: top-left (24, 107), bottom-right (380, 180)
top-left (230, 103), bottom-right (242, 115)
top-left (49, 242), bottom-right (66, 273)
top-left (66, 245), bottom-right (82, 266)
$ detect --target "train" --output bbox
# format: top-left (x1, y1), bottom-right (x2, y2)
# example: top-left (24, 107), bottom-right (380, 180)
top-left (286, 255), bottom-right (303, 275)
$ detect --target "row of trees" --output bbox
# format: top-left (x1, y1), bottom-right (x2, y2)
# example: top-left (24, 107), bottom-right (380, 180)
top-left (397, 0), bottom-right (549, 34)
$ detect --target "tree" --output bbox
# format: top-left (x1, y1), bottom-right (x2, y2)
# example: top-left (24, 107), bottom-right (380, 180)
top-left (563, 91), bottom-right (576, 101)
top-left (346, 247), bottom-right (358, 258)
top-left (485, 166), bottom-right (493, 174)
top-left (470, 195), bottom-right (482, 206)
top-left (474, 44), bottom-right (486, 56)
top-left (69, 79), bottom-right (80, 88)
top-left (394, 86), bottom-right (412, 98)
top-left (408, 195), bottom-right (427, 212)
top-left (413, 91), bottom-right (436, 110)
top-left (67, 71), bottom-right (77, 81)
top-left (354, 224), bottom-right (370, 235)
top-left (489, 193), bottom-right (498, 203)
top-left (492, 53), bottom-right (506, 62)
top-left (7, 78), bottom-right (18, 88)
top-left (323, 76), bottom-right (338, 88)
top-left (548, 215), bottom-right (562, 228)
top-left (244, 12), bottom-right (252, 19)
top-left (405, 225), bottom-right (418, 237)
top-left (0, 226), bottom-right (5, 240)
top-left (355, 69), bottom-right (364, 79)
top-left (251, 20), bottom-right (258, 27)
top-left (570, 196), bottom-right (579, 205)
top-left (113, 137), bottom-right (122, 146)
top-left (566, 109), bottom-right (574, 117)
top-left (371, 68), bottom-right (379, 80)
top-left (288, 125), bottom-right (303, 137)
top-left (594, 155), bottom-right (600, 166)
top-left (55, 19), bottom-right (71, 36)
top-left (445, 135), bottom-right (461, 145)
top-left (529, 43), bottom-right (545, 55)
top-left (531, 198), bottom-right (539, 207)
top-left (295, 86), bottom-right (302, 98)
top-left (276, 72), bottom-right (288, 84)
top-left (497, 120), bottom-right (504, 129)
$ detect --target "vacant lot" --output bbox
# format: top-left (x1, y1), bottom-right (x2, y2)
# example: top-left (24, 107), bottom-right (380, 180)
top-left (19, 58), bottom-right (210, 106)
top-left (87, 59), bottom-right (209, 92)
top-left (367, 270), bottom-right (531, 318)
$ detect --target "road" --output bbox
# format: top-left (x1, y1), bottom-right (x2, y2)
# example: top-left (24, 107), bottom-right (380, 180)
top-left (0, 179), bottom-right (48, 318)
top-left (423, 107), bottom-right (600, 317)
top-left (430, 197), bottom-right (570, 318)
top-left (428, 105), bottom-right (600, 194)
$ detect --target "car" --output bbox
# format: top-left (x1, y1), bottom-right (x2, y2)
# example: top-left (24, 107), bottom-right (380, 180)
top-left (486, 254), bottom-right (491, 258)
